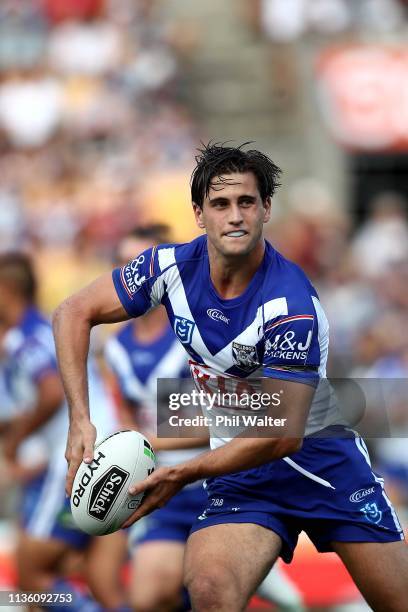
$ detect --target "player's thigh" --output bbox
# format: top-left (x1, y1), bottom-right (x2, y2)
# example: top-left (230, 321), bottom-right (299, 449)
top-left (130, 540), bottom-right (185, 606)
top-left (332, 540), bottom-right (408, 612)
top-left (16, 532), bottom-right (72, 589)
top-left (184, 523), bottom-right (282, 606)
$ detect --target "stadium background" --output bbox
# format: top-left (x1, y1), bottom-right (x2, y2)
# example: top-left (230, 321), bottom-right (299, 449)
top-left (0, 0), bottom-right (408, 609)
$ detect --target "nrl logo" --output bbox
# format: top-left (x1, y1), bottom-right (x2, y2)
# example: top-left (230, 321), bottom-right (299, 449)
top-left (359, 502), bottom-right (382, 525)
top-left (127, 496), bottom-right (143, 510)
top-left (174, 316), bottom-right (195, 345)
top-left (232, 342), bottom-right (259, 372)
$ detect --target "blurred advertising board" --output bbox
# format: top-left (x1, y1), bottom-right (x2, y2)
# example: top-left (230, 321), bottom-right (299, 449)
top-left (317, 45), bottom-right (408, 151)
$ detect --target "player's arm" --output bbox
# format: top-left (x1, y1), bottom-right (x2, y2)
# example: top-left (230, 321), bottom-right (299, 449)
top-left (52, 271), bottom-right (130, 495)
top-left (123, 376), bottom-right (314, 526)
top-left (146, 434), bottom-right (209, 452)
top-left (114, 398), bottom-right (209, 450)
top-left (181, 375), bottom-right (313, 473)
top-left (3, 371), bottom-right (65, 461)
top-left (116, 397), bottom-right (209, 451)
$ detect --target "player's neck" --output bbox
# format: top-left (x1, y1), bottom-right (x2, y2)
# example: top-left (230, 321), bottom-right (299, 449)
top-left (132, 308), bottom-right (168, 343)
top-left (208, 240), bottom-right (265, 300)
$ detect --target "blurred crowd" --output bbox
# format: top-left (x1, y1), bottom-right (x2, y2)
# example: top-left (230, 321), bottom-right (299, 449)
top-left (0, 0), bottom-right (199, 309)
top-left (257, 0), bottom-right (408, 41)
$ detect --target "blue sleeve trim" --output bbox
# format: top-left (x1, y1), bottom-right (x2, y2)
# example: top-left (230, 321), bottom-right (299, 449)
top-left (263, 366), bottom-right (319, 388)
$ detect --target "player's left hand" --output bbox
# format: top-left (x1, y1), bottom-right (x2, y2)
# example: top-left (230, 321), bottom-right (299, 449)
top-left (122, 466), bottom-right (185, 528)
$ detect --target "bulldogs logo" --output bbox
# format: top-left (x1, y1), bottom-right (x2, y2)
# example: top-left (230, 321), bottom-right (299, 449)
top-left (232, 342), bottom-right (259, 372)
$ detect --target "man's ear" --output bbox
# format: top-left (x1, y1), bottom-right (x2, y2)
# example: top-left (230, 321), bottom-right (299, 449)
top-left (263, 197), bottom-right (271, 224)
top-left (193, 202), bottom-right (206, 229)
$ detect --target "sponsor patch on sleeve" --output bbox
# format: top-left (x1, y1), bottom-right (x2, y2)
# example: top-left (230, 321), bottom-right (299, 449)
top-left (263, 314), bottom-right (315, 365)
top-left (119, 254), bottom-right (149, 299)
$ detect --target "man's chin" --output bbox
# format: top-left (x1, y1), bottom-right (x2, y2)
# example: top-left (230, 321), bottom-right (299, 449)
top-left (219, 242), bottom-right (252, 258)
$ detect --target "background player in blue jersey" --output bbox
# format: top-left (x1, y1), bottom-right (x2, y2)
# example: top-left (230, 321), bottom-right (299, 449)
top-left (0, 253), bottom-right (126, 611)
top-left (54, 143), bottom-right (408, 612)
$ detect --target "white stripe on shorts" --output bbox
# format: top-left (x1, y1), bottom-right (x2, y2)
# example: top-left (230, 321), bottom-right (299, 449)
top-left (353, 434), bottom-right (403, 536)
top-left (283, 457), bottom-right (336, 489)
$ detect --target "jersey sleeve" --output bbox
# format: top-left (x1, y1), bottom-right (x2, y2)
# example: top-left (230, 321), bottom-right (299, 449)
top-left (262, 310), bottom-right (321, 388)
top-left (112, 246), bottom-right (165, 317)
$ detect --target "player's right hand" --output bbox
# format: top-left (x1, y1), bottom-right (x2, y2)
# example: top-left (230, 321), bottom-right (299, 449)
top-left (65, 420), bottom-right (96, 497)
top-left (122, 466), bottom-right (185, 527)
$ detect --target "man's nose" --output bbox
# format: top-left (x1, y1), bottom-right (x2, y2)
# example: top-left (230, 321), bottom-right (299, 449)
top-left (228, 203), bottom-right (244, 225)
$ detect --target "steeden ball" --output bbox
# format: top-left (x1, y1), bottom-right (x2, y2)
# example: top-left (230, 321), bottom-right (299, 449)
top-left (70, 430), bottom-right (156, 535)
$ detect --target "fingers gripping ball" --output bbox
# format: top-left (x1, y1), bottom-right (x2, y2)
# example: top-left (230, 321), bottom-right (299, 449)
top-left (70, 430), bottom-right (156, 535)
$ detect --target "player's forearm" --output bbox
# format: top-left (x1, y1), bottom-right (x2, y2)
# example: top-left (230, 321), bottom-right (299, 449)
top-left (11, 402), bottom-right (58, 441)
top-left (176, 436), bottom-right (302, 483)
top-left (52, 298), bottom-right (92, 423)
top-left (149, 435), bottom-right (209, 451)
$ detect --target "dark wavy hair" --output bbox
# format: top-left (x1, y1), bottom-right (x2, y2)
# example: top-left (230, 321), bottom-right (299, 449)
top-left (126, 223), bottom-right (171, 245)
top-left (190, 141), bottom-right (282, 209)
top-left (0, 252), bottom-right (37, 302)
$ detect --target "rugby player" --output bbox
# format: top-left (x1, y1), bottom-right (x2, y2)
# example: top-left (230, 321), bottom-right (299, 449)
top-left (54, 143), bottom-right (408, 611)
top-left (0, 253), bottom-right (125, 611)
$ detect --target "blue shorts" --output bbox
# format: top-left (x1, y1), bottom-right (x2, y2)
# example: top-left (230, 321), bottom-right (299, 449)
top-left (129, 482), bottom-right (207, 548)
top-left (21, 462), bottom-right (91, 550)
top-left (190, 428), bottom-right (404, 563)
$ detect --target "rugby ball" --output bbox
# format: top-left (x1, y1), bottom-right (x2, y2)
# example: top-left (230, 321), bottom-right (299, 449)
top-left (70, 430), bottom-right (155, 535)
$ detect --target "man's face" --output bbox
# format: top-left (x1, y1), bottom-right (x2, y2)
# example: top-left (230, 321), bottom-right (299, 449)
top-left (193, 172), bottom-right (271, 258)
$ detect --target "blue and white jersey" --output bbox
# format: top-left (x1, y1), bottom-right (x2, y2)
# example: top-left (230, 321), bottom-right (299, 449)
top-left (2, 307), bottom-right (117, 459)
top-left (112, 236), bottom-right (342, 448)
top-left (105, 321), bottom-right (203, 466)
top-left (2, 306), bottom-right (68, 455)
top-left (0, 353), bottom-right (16, 420)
